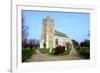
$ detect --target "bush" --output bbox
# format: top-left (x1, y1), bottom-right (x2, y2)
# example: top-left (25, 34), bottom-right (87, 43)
top-left (53, 45), bottom-right (65, 55)
top-left (76, 47), bottom-right (90, 59)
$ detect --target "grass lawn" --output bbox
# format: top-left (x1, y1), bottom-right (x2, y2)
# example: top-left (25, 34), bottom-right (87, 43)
top-left (22, 48), bottom-right (36, 62)
top-left (39, 48), bottom-right (50, 54)
top-left (62, 48), bottom-right (71, 55)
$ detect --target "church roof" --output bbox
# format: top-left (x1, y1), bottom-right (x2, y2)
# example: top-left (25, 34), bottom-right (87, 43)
top-left (55, 30), bottom-right (68, 38)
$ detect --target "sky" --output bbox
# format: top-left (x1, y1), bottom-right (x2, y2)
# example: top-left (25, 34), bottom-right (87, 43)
top-left (22, 10), bottom-right (90, 43)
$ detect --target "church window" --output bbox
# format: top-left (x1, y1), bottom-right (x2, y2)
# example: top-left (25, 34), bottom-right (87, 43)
top-left (43, 43), bottom-right (46, 48)
top-left (56, 39), bottom-right (58, 46)
top-left (51, 28), bottom-right (52, 33)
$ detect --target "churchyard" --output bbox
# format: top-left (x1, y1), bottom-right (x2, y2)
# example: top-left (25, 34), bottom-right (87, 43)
top-left (22, 43), bottom-right (90, 62)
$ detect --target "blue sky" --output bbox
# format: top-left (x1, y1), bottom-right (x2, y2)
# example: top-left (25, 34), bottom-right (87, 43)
top-left (22, 10), bottom-right (90, 43)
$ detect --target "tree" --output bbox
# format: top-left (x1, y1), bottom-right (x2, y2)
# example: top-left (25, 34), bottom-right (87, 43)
top-left (22, 14), bottom-right (28, 48)
top-left (29, 39), bottom-right (40, 49)
top-left (80, 31), bottom-right (90, 48)
top-left (72, 39), bottom-right (79, 48)
top-left (80, 39), bottom-right (90, 48)
top-left (35, 40), bottom-right (40, 48)
top-left (84, 39), bottom-right (90, 47)
top-left (29, 39), bottom-right (34, 50)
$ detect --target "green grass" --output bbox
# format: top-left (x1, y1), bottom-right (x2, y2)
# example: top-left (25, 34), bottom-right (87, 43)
top-left (75, 47), bottom-right (90, 59)
top-left (39, 48), bottom-right (50, 54)
top-left (22, 48), bottom-right (36, 62)
top-left (62, 48), bottom-right (71, 55)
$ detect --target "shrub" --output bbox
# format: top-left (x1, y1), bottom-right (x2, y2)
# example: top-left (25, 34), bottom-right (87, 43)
top-left (76, 47), bottom-right (90, 59)
top-left (53, 45), bottom-right (65, 55)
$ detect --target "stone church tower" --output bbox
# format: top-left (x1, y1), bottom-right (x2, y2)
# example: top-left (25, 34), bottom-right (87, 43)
top-left (40, 16), bottom-right (55, 48)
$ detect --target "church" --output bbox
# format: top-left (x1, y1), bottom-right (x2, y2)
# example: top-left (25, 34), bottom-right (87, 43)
top-left (40, 16), bottom-right (73, 49)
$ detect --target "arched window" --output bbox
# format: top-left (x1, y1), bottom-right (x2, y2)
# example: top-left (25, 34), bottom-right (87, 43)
top-left (43, 43), bottom-right (46, 48)
top-left (55, 39), bottom-right (58, 46)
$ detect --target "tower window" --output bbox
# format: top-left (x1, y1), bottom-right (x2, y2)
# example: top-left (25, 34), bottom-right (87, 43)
top-left (43, 43), bottom-right (46, 48)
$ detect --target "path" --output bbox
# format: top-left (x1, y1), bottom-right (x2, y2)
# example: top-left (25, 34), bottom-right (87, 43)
top-left (26, 49), bottom-right (83, 62)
